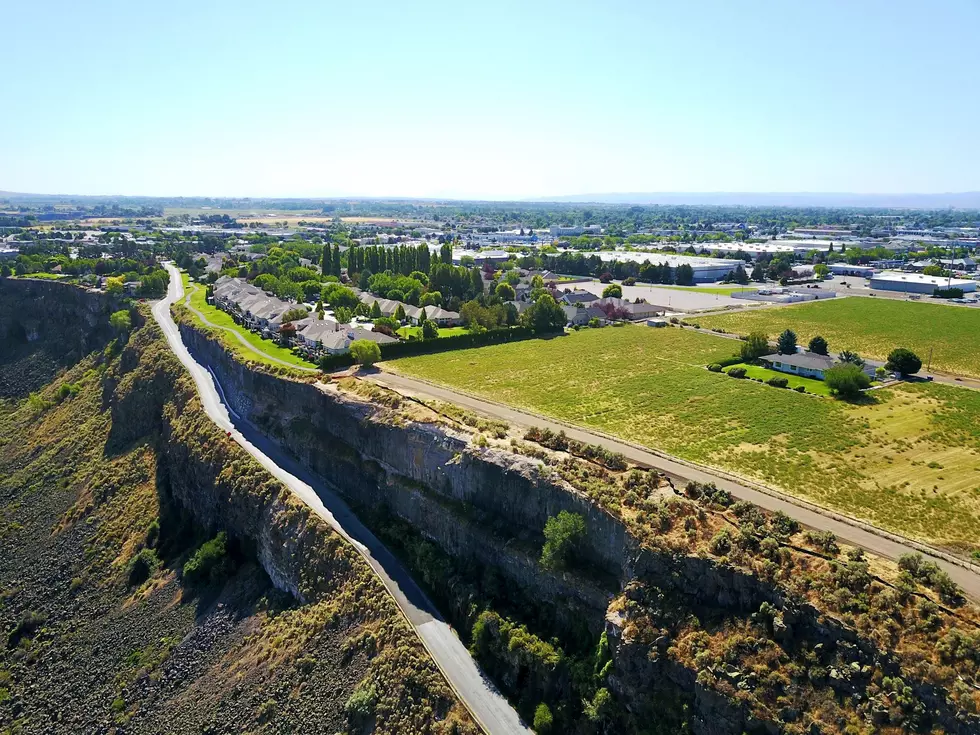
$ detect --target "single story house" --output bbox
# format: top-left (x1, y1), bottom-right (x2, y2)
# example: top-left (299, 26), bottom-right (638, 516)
top-left (760, 352), bottom-right (876, 380)
top-left (560, 290), bottom-right (598, 306)
top-left (405, 305), bottom-right (460, 326)
top-left (562, 304), bottom-right (606, 326)
top-left (319, 327), bottom-right (398, 355)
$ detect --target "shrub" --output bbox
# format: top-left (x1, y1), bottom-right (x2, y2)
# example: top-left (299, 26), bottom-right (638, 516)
top-left (727, 367), bottom-right (746, 379)
top-left (540, 511), bottom-right (587, 570)
top-left (182, 532), bottom-right (235, 586)
top-left (109, 310), bottom-right (132, 332)
top-left (804, 530), bottom-right (839, 556)
top-left (709, 528), bottom-right (733, 555)
top-left (533, 702), bottom-right (554, 733)
top-left (794, 385), bottom-right (805, 393)
top-left (740, 331), bottom-right (770, 362)
top-left (8, 611), bottom-right (45, 648)
top-left (346, 681), bottom-right (378, 723)
top-left (128, 548), bottom-right (160, 586)
top-left (707, 363), bottom-right (722, 372)
top-left (766, 376), bottom-right (788, 388)
top-left (824, 363), bottom-right (871, 399)
top-left (56, 382), bottom-right (81, 402)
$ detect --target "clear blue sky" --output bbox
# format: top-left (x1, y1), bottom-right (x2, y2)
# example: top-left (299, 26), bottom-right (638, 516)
top-left (2, 0), bottom-right (978, 199)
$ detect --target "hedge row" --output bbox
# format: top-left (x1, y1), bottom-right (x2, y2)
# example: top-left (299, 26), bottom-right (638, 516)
top-left (317, 326), bottom-right (543, 371)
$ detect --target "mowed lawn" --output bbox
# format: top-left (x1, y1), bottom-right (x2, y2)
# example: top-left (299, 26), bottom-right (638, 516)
top-left (389, 325), bottom-right (980, 550)
top-left (180, 273), bottom-right (317, 370)
top-left (691, 297), bottom-right (980, 378)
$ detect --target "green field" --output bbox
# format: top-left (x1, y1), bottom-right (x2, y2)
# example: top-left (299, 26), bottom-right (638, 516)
top-left (691, 297), bottom-right (980, 378)
top-left (180, 273), bottom-right (317, 370)
top-left (390, 325), bottom-right (980, 550)
top-left (724, 362), bottom-right (833, 396)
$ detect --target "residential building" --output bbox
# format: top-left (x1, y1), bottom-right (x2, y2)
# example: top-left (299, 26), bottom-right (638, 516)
top-left (760, 353), bottom-right (876, 380)
top-left (559, 290), bottom-right (598, 306)
top-left (591, 297), bottom-right (665, 320)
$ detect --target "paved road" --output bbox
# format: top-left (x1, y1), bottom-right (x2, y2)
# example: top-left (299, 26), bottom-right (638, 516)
top-left (155, 264), bottom-right (528, 735)
top-left (368, 368), bottom-right (980, 601)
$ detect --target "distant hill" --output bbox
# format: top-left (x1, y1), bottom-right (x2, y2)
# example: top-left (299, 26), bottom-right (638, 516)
top-left (530, 192), bottom-right (980, 208)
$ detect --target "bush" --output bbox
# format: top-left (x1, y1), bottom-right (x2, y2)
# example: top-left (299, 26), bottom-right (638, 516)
top-left (533, 703), bottom-right (554, 733)
top-left (707, 363), bottom-right (722, 372)
top-left (109, 310), bottom-right (132, 332)
top-left (727, 367), bottom-right (746, 379)
top-left (183, 532), bottom-right (235, 586)
top-left (540, 511), bottom-right (587, 570)
top-left (56, 382), bottom-right (81, 402)
top-left (804, 530), bottom-right (839, 556)
top-left (128, 548), bottom-right (160, 586)
top-left (345, 681), bottom-right (378, 723)
top-left (766, 376), bottom-right (788, 388)
top-left (794, 385), bottom-right (805, 393)
top-left (825, 363), bottom-right (871, 399)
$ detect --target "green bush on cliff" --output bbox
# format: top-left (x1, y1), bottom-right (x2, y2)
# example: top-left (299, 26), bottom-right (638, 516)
top-left (540, 511), bottom-right (586, 571)
top-left (182, 532), bottom-right (235, 586)
top-left (533, 702), bottom-right (553, 733)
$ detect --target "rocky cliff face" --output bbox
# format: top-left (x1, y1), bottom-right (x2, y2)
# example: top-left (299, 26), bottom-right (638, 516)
top-left (0, 278), bottom-right (125, 398)
top-left (177, 319), bottom-right (980, 735)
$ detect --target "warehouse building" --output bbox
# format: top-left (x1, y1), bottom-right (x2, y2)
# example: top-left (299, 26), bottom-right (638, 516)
top-left (869, 271), bottom-right (977, 294)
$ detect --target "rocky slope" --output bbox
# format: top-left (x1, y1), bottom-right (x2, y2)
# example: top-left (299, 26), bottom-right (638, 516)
top-left (0, 283), bottom-right (474, 734)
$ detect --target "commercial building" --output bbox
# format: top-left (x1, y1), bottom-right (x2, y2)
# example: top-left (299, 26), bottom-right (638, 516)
top-left (869, 271), bottom-right (977, 294)
top-left (828, 264), bottom-right (874, 278)
top-left (550, 224), bottom-right (602, 237)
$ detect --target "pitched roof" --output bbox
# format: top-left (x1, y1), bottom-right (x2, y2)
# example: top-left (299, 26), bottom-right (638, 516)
top-left (761, 352), bottom-right (836, 371)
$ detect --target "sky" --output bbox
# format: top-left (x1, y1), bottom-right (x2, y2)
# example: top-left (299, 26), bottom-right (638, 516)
top-left (2, 0), bottom-right (979, 200)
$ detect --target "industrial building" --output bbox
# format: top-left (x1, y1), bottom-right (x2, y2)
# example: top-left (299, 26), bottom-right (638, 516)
top-left (589, 251), bottom-right (744, 283)
top-left (869, 271), bottom-right (977, 294)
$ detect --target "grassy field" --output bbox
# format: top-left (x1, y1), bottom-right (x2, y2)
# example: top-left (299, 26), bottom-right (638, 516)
top-left (389, 324), bottom-right (980, 550)
top-left (396, 325), bottom-right (469, 339)
top-left (180, 273), bottom-right (317, 370)
top-left (691, 297), bottom-right (980, 378)
top-left (724, 362), bottom-right (833, 396)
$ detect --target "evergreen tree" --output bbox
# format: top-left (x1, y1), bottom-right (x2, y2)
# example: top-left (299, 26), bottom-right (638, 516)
top-left (332, 244), bottom-right (342, 277)
top-left (321, 243), bottom-right (332, 275)
top-left (777, 329), bottom-right (797, 355)
top-left (370, 301), bottom-right (382, 319)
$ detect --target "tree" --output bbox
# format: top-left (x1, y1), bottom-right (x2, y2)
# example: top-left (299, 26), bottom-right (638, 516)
top-left (394, 303), bottom-right (407, 322)
top-left (0, 264), bottom-right (10, 278)
top-left (521, 294), bottom-right (566, 333)
top-left (813, 263), bottom-right (830, 279)
top-left (349, 339), bottom-right (381, 366)
top-left (674, 263), bottom-right (695, 286)
top-left (776, 329), bottom-right (797, 355)
top-left (808, 335), bottom-right (829, 355)
top-left (109, 310), bottom-right (131, 332)
top-left (740, 331), bottom-right (770, 362)
top-left (370, 301), bottom-right (383, 319)
top-left (602, 284), bottom-right (622, 298)
top-left (421, 320), bottom-right (439, 340)
top-left (886, 348), bottom-right (922, 376)
top-left (106, 276), bottom-right (125, 294)
top-left (824, 363), bottom-right (871, 399)
top-left (751, 263), bottom-right (767, 282)
top-left (540, 511), bottom-right (586, 570)
top-left (838, 350), bottom-right (865, 368)
top-left (495, 282), bottom-right (516, 301)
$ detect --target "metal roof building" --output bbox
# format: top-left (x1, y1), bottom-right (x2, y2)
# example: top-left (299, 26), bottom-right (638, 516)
top-left (869, 271), bottom-right (977, 294)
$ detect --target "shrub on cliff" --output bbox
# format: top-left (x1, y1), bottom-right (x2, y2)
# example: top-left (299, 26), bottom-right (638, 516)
top-left (533, 703), bottom-right (553, 733)
top-left (540, 511), bottom-right (586, 570)
top-left (128, 548), bottom-right (160, 586)
top-left (182, 532), bottom-right (235, 586)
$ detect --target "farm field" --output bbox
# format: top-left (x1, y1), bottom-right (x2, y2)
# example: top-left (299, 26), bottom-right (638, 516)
top-left (690, 296), bottom-right (980, 378)
top-left (389, 324), bottom-right (980, 551)
top-left (179, 273), bottom-right (317, 370)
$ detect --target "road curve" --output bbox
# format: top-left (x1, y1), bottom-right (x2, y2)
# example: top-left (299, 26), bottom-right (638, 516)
top-left (154, 265), bottom-right (528, 735)
top-left (368, 368), bottom-right (980, 601)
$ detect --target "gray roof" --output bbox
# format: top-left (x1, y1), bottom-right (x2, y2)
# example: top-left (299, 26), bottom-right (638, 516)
top-left (761, 352), bottom-right (836, 371)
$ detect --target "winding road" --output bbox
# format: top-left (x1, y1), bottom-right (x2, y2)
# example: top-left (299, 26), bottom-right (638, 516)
top-left (164, 267), bottom-right (980, 601)
top-left (154, 264), bottom-right (528, 735)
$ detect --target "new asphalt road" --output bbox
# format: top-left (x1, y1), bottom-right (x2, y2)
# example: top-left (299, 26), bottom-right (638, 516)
top-left (154, 264), bottom-right (528, 735)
